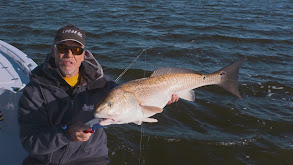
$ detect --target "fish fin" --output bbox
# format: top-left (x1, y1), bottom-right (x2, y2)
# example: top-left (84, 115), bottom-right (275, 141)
top-left (142, 118), bottom-right (158, 123)
top-left (133, 121), bottom-right (142, 125)
top-left (176, 90), bottom-right (195, 101)
top-left (151, 67), bottom-right (200, 77)
top-left (215, 58), bottom-right (245, 99)
top-left (133, 118), bottom-right (158, 125)
top-left (141, 105), bottom-right (163, 116)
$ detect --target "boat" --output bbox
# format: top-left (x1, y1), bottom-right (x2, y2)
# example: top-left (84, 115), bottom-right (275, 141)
top-left (0, 40), bottom-right (37, 164)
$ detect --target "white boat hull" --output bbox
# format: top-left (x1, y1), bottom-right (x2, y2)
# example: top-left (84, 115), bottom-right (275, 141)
top-left (0, 40), bottom-right (37, 164)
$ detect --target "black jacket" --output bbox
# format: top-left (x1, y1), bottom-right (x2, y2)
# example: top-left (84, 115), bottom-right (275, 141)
top-left (18, 51), bottom-right (116, 164)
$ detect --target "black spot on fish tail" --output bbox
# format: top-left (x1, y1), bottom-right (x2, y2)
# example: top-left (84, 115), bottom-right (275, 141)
top-left (215, 58), bottom-right (245, 99)
top-left (220, 72), bottom-right (226, 76)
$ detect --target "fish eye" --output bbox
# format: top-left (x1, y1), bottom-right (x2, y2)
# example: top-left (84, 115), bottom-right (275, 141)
top-left (107, 102), bottom-right (112, 107)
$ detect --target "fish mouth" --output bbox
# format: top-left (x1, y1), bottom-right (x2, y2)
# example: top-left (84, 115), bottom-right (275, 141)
top-left (99, 118), bottom-right (115, 126)
top-left (94, 113), bottom-right (117, 126)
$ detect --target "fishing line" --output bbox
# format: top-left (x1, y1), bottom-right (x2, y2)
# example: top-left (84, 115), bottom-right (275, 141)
top-left (143, 49), bottom-right (147, 78)
top-left (139, 123), bottom-right (144, 165)
top-left (115, 49), bottom-right (147, 83)
top-left (139, 50), bottom-right (148, 165)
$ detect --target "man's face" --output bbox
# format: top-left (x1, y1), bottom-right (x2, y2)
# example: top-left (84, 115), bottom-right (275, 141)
top-left (53, 40), bottom-right (85, 77)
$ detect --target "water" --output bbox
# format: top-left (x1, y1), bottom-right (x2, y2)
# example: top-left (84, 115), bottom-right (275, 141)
top-left (0, 0), bottom-right (292, 164)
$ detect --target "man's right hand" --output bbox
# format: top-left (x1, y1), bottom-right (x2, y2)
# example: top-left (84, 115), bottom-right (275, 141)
top-left (66, 122), bottom-right (93, 141)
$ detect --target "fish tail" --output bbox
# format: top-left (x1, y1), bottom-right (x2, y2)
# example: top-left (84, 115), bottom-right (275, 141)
top-left (214, 58), bottom-right (245, 98)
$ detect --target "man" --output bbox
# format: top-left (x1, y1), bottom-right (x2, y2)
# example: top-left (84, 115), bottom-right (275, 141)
top-left (18, 25), bottom-right (178, 165)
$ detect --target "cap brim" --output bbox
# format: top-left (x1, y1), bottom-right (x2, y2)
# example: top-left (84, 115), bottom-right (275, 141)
top-left (57, 39), bottom-right (85, 47)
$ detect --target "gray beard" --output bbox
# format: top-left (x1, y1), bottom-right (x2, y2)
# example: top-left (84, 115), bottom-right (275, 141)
top-left (59, 66), bottom-right (77, 76)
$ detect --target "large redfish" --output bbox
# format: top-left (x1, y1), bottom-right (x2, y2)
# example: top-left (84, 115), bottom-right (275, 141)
top-left (95, 59), bottom-right (244, 126)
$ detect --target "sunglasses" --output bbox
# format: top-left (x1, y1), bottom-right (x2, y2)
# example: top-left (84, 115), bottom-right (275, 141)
top-left (55, 44), bottom-right (85, 55)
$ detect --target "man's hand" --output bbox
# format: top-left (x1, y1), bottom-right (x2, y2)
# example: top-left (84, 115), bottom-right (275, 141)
top-left (167, 94), bottom-right (179, 104)
top-left (66, 122), bottom-right (93, 141)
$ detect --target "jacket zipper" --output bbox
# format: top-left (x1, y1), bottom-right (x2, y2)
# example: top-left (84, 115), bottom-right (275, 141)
top-left (59, 94), bottom-right (80, 165)
top-left (58, 143), bottom-right (70, 165)
top-left (59, 97), bottom-right (75, 165)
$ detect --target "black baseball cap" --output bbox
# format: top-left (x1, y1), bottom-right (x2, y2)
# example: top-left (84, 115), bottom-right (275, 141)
top-left (54, 25), bottom-right (86, 46)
